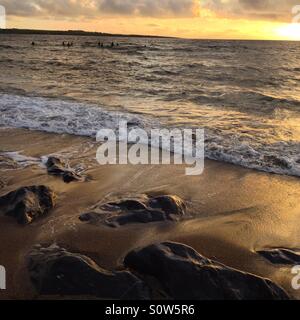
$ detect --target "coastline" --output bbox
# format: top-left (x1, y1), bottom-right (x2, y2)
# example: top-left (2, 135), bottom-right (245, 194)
top-left (1, 127), bottom-right (300, 299)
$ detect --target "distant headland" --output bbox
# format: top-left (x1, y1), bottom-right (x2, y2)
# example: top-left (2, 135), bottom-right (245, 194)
top-left (0, 28), bottom-right (173, 39)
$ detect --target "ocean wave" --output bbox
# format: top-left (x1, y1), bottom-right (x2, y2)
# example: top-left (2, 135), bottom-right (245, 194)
top-left (0, 94), bottom-right (300, 177)
top-left (0, 94), bottom-right (150, 137)
top-left (185, 90), bottom-right (300, 114)
top-left (205, 137), bottom-right (300, 177)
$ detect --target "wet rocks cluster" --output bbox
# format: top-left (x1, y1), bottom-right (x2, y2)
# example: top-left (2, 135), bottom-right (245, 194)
top-left (0, 157), bottom-right (86, 225)
top-left (27, 242), bottom-right (289, 300)
top-left (125, 242), bottom-right (289, 300)
top-left (0, 155), bottom-right (292, 300)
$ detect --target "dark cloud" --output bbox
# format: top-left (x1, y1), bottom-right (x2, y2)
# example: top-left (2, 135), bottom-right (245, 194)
top-left (203, 0), bottom-right (299, 22)
top-left (1, 0), bottom-right (97, 18)
top-left (2, 0), bottom-right (199, 18)
top-left (1, 0), bottom-right (39, 16)
top-left (99, 0), bottom-right (198, 17)
top-left (2, 0), bottom-right (298, 22)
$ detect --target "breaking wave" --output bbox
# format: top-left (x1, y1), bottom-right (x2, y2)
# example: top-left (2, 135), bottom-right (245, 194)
top-left (1, 94), bottom-right (300, 177)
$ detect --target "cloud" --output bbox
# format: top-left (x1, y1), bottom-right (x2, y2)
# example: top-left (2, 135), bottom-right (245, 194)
top-left (2, 0), bottom-right (199, 18)
top-left (1, 0), bottom-right (39, 16)
top-left (2, 0), bottom-right (298, 23)
top-left (99, 0), bottom-right (198, 17)
top-left (202, 0), bottom-right (299, 22)
top-left (1, 0), bottom-right (97, 18)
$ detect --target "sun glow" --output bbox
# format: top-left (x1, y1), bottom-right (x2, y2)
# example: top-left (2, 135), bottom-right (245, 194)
top-left (5, 10), bottom-right (300, 41)
top-left (276, 23), bottom-right (300, 40)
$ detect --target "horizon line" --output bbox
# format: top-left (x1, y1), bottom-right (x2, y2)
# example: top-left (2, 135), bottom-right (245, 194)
top-left (0, 27), bottom-right (299, 42)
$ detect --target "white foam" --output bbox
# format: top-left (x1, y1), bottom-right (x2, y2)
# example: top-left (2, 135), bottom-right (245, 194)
top-left (0, 151), bottom-right (41, 169)
top-left (0, 94), bottom-right (150, 137)
top-left (205, 136), bottom-right (300, 177)
top-left (1, 94), bottom-right (300, 177)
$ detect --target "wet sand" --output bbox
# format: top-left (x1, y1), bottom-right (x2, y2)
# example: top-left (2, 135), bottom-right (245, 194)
top-left (1, 127), bottom-right (300, 300)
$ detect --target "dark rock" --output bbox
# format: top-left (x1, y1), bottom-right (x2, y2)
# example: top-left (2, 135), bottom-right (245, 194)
top-left (79, 210), bottom-right (168, 227)
top-left (258, 249), bottom-right (300, 265)
top-left (124, 242), bottom-right (289, 300)
top-left (80, 195), bottom-right (187, 228)
top-left (0, 186), bottom-right (55, 225)
top-left (46, 157), bottom-right (84, 183)
top-left (27, 245), bottom-right (150, 299)
top-left (79, 212), bottom-right (99, 222)
top-left (107, 199), bottom-right (147, 211)
top-left (106, 209), bottom-right (169, 228)
top-left (148, 195), bottom-right (186, 217)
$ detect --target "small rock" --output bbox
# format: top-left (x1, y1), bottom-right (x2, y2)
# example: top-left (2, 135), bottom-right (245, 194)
top-left (148, 195), bottom-right (186, 217)
top-left (80, 195), bottom-right (187, 228)
top-left (27, 244), bottom-right (150, 299)
top-left (124, 242), bottom-right (289, 300)
top-left (0, 185), bottom-right (55, 225)
top-left (46, 157), bottom-right (84, 183)
top-left (258, 249), bottom-right (300, 265)
top-left (80, 210), bottom-right (168, 227)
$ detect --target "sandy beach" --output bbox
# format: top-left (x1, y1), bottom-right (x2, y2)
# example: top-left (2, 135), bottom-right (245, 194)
top-left (1, 127), bottom-right (300, 300)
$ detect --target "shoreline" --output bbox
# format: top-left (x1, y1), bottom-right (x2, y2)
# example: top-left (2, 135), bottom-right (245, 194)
top-left (1, 92), bottom-right (299, 179)
top-left (1, 127), bottom-right (300, 300)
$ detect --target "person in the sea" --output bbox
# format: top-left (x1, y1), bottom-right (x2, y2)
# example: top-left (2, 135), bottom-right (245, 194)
top-left (62, 41), bottom-right (66, 47)
top-left (111, 42), bottom-right (114, 48)
top-left (31, 41), bottom-right (35, 46)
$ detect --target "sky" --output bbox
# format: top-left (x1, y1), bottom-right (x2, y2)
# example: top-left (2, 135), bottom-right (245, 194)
top-left (1, 0), bottom-right (300, 40)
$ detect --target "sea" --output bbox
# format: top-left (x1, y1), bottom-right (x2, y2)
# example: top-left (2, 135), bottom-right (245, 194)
top-left (0, 34), bottom-right (300, 176)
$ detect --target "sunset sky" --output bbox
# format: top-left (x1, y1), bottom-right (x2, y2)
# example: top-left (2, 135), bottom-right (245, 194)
top-left (2, 0), bottom-right (300, 40)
